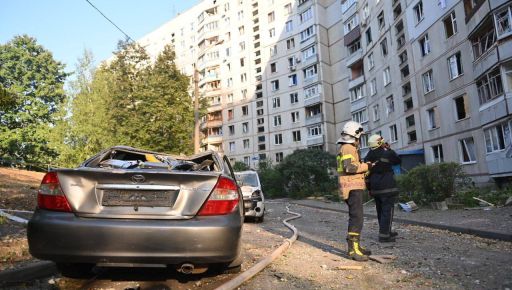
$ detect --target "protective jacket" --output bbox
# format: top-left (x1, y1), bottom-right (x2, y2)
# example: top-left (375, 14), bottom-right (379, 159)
top-left (337, 143), bottom-right (369, 200)
top-left (364, 147), bottom-right (401, 196)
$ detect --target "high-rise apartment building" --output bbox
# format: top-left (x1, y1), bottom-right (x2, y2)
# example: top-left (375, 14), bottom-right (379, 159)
top-left (138, 0), bottom-right (512, 184)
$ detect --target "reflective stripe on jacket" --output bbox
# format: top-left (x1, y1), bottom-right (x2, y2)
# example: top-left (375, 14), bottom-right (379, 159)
top-left (337, 143), bottom-right (369, 200)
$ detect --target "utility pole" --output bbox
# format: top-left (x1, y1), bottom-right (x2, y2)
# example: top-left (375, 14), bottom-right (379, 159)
top-left (193, 66), bottom-right (200, 154)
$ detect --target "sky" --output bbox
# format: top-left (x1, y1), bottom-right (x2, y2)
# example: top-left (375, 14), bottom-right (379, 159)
top-left (0, 0), bottom-right (199, 75)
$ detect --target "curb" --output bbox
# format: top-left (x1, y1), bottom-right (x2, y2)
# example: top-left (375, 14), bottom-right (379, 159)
top-left (0, 261), bottom-right (57, 284)
top-left (290, 202), bottom-right (512, 242)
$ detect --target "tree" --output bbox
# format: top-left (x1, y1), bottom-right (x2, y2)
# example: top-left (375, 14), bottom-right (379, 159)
top-left (233, 161), bottom-right (250, 172)
top-left (0, 35), bottom-right (68, 164)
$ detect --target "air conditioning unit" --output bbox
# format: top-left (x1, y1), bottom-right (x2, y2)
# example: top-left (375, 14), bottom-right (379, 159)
top-left (295, 57), bottom-right (301, 63)
top-left (289, 65), bottom-right (296, 71)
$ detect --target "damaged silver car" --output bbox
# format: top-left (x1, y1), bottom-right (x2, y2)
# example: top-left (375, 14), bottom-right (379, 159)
top-left (235, 171), bottom-right (265, 223)
top-left (27, 146), bottom-right (243, 276)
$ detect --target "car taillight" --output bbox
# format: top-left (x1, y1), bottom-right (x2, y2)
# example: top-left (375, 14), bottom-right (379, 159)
top-left (37, 172), bottom-right (72, 212)
top-left (198, 176), bottom-right (240, 216)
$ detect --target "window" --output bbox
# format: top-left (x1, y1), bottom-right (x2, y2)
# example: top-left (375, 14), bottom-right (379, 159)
top-left (378, 11), bottom-right (385, 29)
top-left (300, 7), bottom-right (313, 23)
top-left (427, 107), bottom-right (439, 129)
top-left (257, 108), bottom-right (264, 116)
top-left (380, 38), bottom-right (388, 56)
top-left (443, 11), bottom-right (458, 38)
top-left (268, 12), bottom-right (275, 23)
top-left (373, 104), bottom-right (380, 121)
top-left (348, 41), bottom-right (361, 55)
top-left (273, 115), bottom-right (282, 126)
top-left (258, 126), bottom-right (265, 132)
top-left (448, 52), bottom-right (463, 79)
top-left (419, 34), bottom-right (431, 56)
top-left (287, 38), bottom-right (295, 49)
top-left (243, 139), bottom-right (250, 149)
top-left (257, 117), bottom-right (264, 125)
top-left (240, 57), bottom-right (245, 67)
top-left (404, 98), bottom-right (413, 111)
top-left (274, 134), bottom-right (283, 145)
top-left (239, 26), bottom-right (245, 35)
top-left (308, 125), bottom-right (322, 136)
top-left (289, 74), bottom-right (298, 86)
top-left (360, 134), bottom-right (368, 149)
top-left (258, 135), bottom-right (265, 142)
top-left (229, 141), bottom-right (235, 152)
top-left (459, 137), bottom-right (477, 163)
top-left (242, 122), bottom-right (249, 133)
top-left (454, 94), bottom-right (469, 120)
top-left (495, 6), bottom-right (512, 39)
top-left (369, 78), bottom-right (377, 96)
top-left (239, 42), bottom-right (245, 51)
top-left (471, 25), bottom-right (496, 59)
top-left (242, 105), bottom-right (249, 115)
top-left (276, 152), bottom-right (284, 162)
top-left (269, 28), bottom-right (276, 38)
top-left (288, 57), bottom-right (296, 67)
top-left (386, 95), bottom-right (394, 115)
top-left (413, 1), bottom-right (424, 24)
top-left (344, 14), bottom-right (359, 35)
top-left (270, 45), bottom-right (277, 56)
top-left (476, 68), bottom-right (503, 105)
top-left (350, 85), bottom-right (365, 102)
top-left (304, 64), bottom-right (318, 79)
top-left (432, 144), bottom-right (444, 163)
top-left (270, 62), bottom-right (276, 73)
top-left (302, 45), bottom-right (316, 59)
top-left (484, 121), bottom-right (511, 153)
top-left (351, 109), bottom-right (368, 124)
top-left (290, 92), bottom-right (299, 104)
top-left (292, 130), bottom-right (301, 141)
top-left (228, 109), bottom-right (234, 121)
top-left (271, 80), bottom-right (280, 91)
top-left (259, 144), bottom-right (266, 151)
top-left (399, 51), bottom-right (408, 65)
top-left (241, 73), bottom-right (247, 82)
top-left (272, 97), bottom-right (281, 108)
top-left (243, 156), bottom-right (250, 166)
top-left (408, 131), bottom-right (417, 143)
top-left (366, 28), bottom-right (372, 45)
top-left (422, 70), bottom-right (435, 94)
top-left (300, 25), bottom-right (315, 42)
top-left (304, 84), bottom-right (320, 98)
top-left (242, 89), bottom-right (247, 99)
top-left (306, 104), bottom-right (322, 118)
top-left (285, 3), bottom-right (292, 14)
top-left (341, 0), bottom-right (357, 13)
top-left (383, 67), bottom-right (391, 86)
top-left (402, 82), bottom-right (411, 97)
top-left (406, 115), bottom-right (415, 127)
top-left (285, 20), bottom-right (293, 32)
top-left (229, 125), bottom-right (235, 135)
top-left (389, 125), bottom-right (398, 143)
top-left (291, 111), bottom-right (300, 123)
top-left (368, 53), bottom-right (375, 70)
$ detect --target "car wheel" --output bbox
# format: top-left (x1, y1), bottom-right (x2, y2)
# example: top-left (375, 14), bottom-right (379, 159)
top-left (256, 214), bottom-right (264, 223)
top-left (56, 263), bottom-right (94, 278)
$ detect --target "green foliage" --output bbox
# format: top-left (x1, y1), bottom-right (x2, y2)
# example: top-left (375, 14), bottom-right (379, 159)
top-left (454, 186), bottom-right (512, 207)
top-left (0, 35), bottom-right (68, 164)
top-left (52, 42), bottom-right (193, 167)
top-left (397, 162), bottom-right (472, 204)
top-left (233, 161), bottom-right (250, 172)
top-left (257, 149), bottom-right (337, 199)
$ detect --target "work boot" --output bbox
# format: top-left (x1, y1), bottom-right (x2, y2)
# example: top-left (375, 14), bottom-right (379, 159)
top-left (347, 232), bottom-right (371, 255)
top-left (390, 231), bottom-right (398, 237)
top-left (378, 233), bottom-right (396, 243)
top-left (346, 233), bottom-right (369, 262)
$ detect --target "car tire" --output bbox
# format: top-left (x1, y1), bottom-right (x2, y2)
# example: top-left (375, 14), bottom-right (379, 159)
top-left (256, 214), bottom-right (264, 223)
top-left (56, 263), bottom-right (94, 278)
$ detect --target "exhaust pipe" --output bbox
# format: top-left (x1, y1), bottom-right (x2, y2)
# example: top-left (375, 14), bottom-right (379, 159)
top-left (178, 263), bottom-right (195, 274)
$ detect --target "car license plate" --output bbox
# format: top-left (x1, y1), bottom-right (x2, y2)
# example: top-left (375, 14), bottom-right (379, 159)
top-left (102, 190), bottom-right (176, 207)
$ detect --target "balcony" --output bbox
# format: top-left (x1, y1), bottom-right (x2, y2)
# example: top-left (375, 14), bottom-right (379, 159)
top-left (304, 74), bottom-right (319, 86)
top-left (304, 93), bottom-right (321, 106)
top-left (345, 49), bottom-right (363, 67)
top-left (306, 135), bottom-right (324, 146)
top-left (348, 74), bottom-right (365, 89)
top-left (473, 47), bottom-right (498, 78)
top-left (207, 103), bottom-right (222, 112)
top-left (202, 134), bottom-right (223, 144)
top-left (205, 119), bottom-right (223, 128)
top-left (301, 54), bottom-right (318, 68)
top-left (466, 0), bottom-right (489, 33)
top-left (498, 39), bottom-right (512, 61)
top-left (305, 113), bottom-right (323, 126)
top-left (344, 25), bottom-right (361, 46)
top-left (479, 93), bottom-right (509, 126)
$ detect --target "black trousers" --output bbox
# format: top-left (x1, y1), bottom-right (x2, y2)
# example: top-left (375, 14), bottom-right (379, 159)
top-left (344, 190), bottom-right (364, 234)
top-left (374, 194), bottom-right (397, 235)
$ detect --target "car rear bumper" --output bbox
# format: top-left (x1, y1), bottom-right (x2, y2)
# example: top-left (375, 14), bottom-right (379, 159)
top-left (28, 209), bottom-right (242, 265)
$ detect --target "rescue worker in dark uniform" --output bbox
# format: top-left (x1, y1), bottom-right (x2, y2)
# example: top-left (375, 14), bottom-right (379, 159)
top-left (337, 121), bottom-right (373, 261)
top-left (364, 134), bottom-right (401, 242)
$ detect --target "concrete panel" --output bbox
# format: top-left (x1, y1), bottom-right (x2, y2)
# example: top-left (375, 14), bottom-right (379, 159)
top-left (466, 1), bottom-right (490, 35)
top-left (473, 47), bottom-right (499, 78)
top-left (490, 0), bottom-right (511, 10)
top-left (479, 96), bottom-right (508, 125)
top-left (498, 40), bottom-right (512, 61)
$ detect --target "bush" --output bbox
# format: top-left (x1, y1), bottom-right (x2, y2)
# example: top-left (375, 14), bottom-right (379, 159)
top-left (397, 162), bottom-right (471, 205)
top-left (455, 186), bottom-right (512, 207)
top-left (256, 149), bottom-right (338, 199)
top-left (232, 161), bottom-right (250, 172)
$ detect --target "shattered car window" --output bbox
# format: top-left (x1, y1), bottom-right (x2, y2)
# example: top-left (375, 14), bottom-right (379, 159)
top-left (235, 173), bottom-right (259, 187)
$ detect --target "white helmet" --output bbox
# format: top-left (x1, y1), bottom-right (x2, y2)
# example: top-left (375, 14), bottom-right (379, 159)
top-left (368, 134), bottom-right (384, 149)
top-left (340, 121), bottom-right (364, 143)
